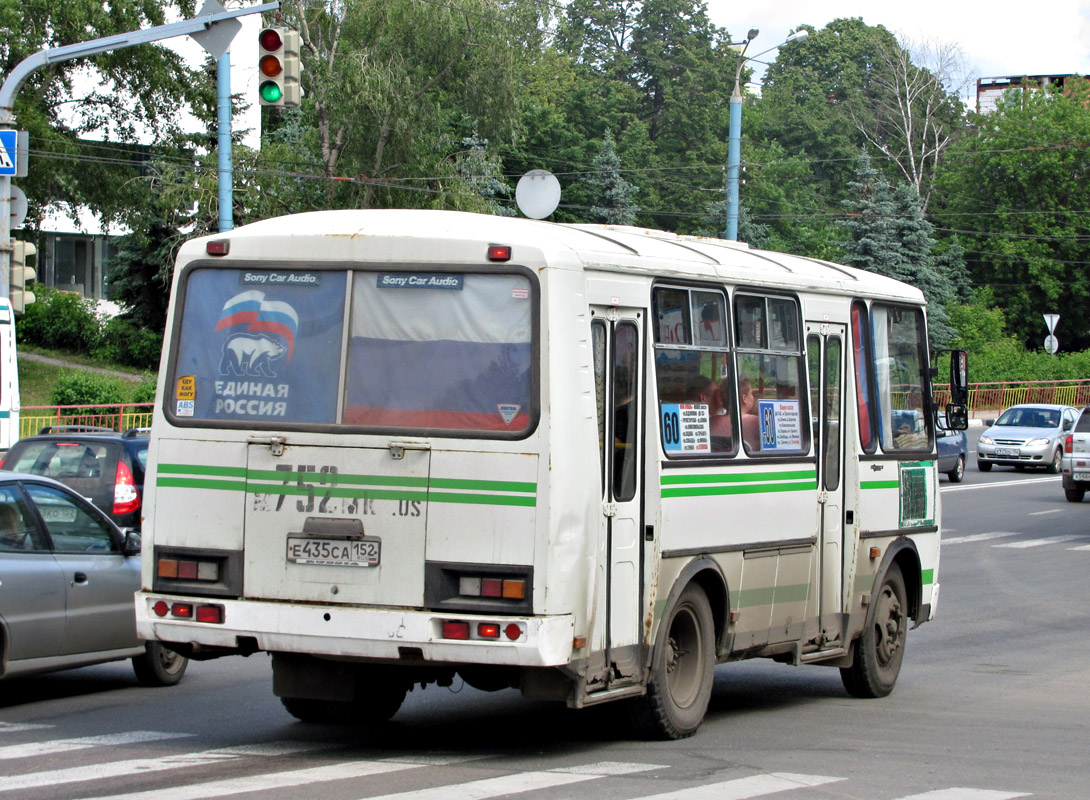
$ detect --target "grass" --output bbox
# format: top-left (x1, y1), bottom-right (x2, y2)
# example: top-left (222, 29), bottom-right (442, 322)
top-left (17, 346), bottom-right (154, 407)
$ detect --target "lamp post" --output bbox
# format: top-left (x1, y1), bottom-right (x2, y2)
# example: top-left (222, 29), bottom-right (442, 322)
top-left (725, 28), bottom-right (808, 241)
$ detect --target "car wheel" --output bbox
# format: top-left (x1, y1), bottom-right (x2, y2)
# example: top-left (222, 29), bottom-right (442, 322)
top-left (628, 583), bottom-right (716, 740)
top-left (132, 641), bottom-right (189, 687)
top-left (1047, 448), bottom-right (1062, 474)
top-left (841, 564), bottom-right (907, 699)
top-left (1065, 486), bottom-right (1086, 503)
top-left (947, 455), bottom-right (965, 483)
top-left (977, 461), bottom-right (992, 472)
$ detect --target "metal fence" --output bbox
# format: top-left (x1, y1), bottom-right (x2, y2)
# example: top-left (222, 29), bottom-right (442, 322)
top-left (934, 380), bottom-right (1090, 420)
top-left (16, 381), bottom-right (1090, 439)
top-left (20, 403), bottom-right (155, 438)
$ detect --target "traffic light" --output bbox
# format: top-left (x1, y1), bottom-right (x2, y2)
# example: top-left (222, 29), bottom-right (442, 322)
top-left (258, 27), bottom-right (301, 108)
top-left (10, 240), bottom-right (36, 314)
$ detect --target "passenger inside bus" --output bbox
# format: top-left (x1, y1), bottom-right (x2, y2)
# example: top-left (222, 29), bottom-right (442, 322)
top-left (739, 377), bottom-right (761, 452)
top-left (685, 375), bottom-right (732, 451)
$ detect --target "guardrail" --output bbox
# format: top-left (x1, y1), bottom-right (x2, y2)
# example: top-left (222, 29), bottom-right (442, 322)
top-left (933, 379), bottom-right (1090, 420)
top-left (20, 403), bottom-right (154, 438)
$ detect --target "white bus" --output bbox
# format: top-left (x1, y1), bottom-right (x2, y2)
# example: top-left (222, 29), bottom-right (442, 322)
top-left (136, 210), bottom-right (968, 739)
top-left (0, 298), bottom-right (20, 450)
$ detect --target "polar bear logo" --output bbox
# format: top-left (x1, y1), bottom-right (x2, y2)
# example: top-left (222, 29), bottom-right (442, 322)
top-left (220, 334), bottom-right (286, 377)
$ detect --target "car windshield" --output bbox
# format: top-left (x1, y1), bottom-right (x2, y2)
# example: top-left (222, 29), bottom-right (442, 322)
top-left (996, 408), bottom-right (1059, 428)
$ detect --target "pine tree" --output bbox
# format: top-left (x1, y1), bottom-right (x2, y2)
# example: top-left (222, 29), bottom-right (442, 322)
top-left (839, 154), bottom-right (966, 346)
top-left (588, 131), bottom-right (639, 225)
top-left (456, 134), bottom-right (516, 216)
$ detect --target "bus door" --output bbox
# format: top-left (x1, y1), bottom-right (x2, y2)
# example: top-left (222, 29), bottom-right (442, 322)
top-left (591, 308), bottom-right (644, 685)
top-left (806, 323), bottom-right (847, 646)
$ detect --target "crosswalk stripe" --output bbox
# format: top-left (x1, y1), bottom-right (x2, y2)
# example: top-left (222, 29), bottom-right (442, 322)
top-left (360, 761), bottom-right (661, 800)
top-left (994, 535), bottom-right (1084, 549)
top-left (627, 771), bottom-right (843, 800)
top-left (1067, 544), bottom-right (1090, 551)
top-left (0, 731), bottom-right (192, 761)
top-left (943, 532), bottom-right (1018, 545)
top-left (0, 741), bottom-right (325, 793)
top-left (891, 788), bottom-right (1030, 799)
top-left (77, 756), bottom-right (482, 800)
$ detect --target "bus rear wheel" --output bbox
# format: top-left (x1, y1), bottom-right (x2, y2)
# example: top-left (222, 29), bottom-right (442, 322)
top-left (630, 584), bottom-right (715, 740)
top-left (841, 564), bottom-right (907, 698)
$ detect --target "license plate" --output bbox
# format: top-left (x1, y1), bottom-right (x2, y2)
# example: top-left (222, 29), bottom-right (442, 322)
top-left (286, 536), bottom-right (380, 567)
top-left (994, 448), bottom-right (1019, 457)
top-left (1074, 472), bottom-right (1090, 481)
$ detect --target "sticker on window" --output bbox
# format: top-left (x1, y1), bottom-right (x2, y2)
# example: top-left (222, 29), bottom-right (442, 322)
top-left (661, 403), bottom-right (711, 453)
top-left (498, 404), bottom-right (521, 424)
top-left (757, 399), bottom-right (803, 451)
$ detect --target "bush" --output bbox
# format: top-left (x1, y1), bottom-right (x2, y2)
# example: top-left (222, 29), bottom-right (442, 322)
top-left (50, 372), bottom-right (130, 407)
top-left (131, 375), bottom-right (158, 404)
top-left (93, 317), bottom-right (164, 370)
top-left (16, 286), bottom-right (102, 354)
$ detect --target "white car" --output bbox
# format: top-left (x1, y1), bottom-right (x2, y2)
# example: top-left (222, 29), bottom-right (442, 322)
top-left (1061, 407), bottom-right (1090, 502)
top-left (976, 404), bottom-right (1078, 473)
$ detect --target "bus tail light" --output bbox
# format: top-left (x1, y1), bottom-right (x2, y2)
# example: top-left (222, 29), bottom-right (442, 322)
top-left (158, 557), bottom-right (220, 582)
top-left (440, 619), bottom-right (524, 642)
top-left (442, 621), bottom-right (470, 640)
top-left (458, 576), bottom-right (526, 600)
top-left (150, 599), bottom-right (224, 623)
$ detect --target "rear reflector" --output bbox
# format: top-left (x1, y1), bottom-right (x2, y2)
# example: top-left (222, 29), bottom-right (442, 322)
top-left (196, 604), bottom-right (224, 624)
top-left (442, 621), bottom-right (471, 640)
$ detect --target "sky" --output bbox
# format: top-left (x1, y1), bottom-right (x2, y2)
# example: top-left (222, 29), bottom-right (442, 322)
top-left (707, 0), bottom-right (1090, 99)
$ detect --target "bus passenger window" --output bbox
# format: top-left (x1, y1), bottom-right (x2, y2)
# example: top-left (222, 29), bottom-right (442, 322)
top-left (653, 286), bottom-right (734, 457)
top-left (734, 293), bottom-right (808, 456)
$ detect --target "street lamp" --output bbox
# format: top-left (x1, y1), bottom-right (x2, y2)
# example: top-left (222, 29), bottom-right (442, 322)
top-left (725, 28), bottom-right (808, 241)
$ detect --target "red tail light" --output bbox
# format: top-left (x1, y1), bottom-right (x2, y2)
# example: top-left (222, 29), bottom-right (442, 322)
top-left (113, 460), bottom-right (140, 515)
top-left (1065, 434), bottom-right (1074, 454)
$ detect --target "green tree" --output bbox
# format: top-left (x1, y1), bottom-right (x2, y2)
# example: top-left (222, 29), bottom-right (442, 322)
top-left (587, 130), bottom-right (638, 224)
top-left (2, 1), bottom-right (216, 228)
top-left (933, 78), bottom-right (1090, 350)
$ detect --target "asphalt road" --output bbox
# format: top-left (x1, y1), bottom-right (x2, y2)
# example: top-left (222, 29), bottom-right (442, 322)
top-left (1, 439), bottom-right (1086, 800)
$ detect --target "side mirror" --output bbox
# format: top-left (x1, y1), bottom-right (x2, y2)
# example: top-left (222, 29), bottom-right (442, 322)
top-left (122, 529), bottom-right (142, 556)
top-left (945, 403), bottom-right (969, 431)
top-left (949, 350), bottom-right (969, 406)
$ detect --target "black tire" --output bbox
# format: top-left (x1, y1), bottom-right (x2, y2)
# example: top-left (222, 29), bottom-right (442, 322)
top-left (1065, 486), bottom-right (1085, 503)
top-left (281, 674), bottom-right (407, 725)
top-left (132, 642), bottom-right (189, 687)
top-left (1047, 448), bottom-right (1062, 474)
top-left (840, 564), bottom-right (907, 699)
top-left (947, 455), bottom-right (965, 483)
top-left (977, 461), bottom-right (992, 472)
top-left (629, 584), bottom-right (715, 740)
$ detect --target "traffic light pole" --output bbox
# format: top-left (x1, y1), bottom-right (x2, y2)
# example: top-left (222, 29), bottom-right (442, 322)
top-left (0, 0), bottom-right (279, 298)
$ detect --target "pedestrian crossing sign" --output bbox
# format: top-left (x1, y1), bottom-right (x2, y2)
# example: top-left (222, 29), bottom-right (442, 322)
top-left (0, 130), bottom-right (16, 176)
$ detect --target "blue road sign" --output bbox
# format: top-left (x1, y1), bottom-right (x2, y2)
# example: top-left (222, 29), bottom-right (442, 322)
top-left (0, 130), bottom-right (16, 175)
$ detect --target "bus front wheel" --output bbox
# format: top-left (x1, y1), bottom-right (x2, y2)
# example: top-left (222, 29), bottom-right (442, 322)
top-left (630, 583), bottom-right (715, 740)
top-left (840, 563), bottom-right (907, 698)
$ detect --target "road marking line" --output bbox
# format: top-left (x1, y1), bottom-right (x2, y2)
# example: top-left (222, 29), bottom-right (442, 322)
top-left (362, 762), bottom-right (663, 800)
top-left (76, 756), bottom-right (486, 800)
top-left (0, 723), bottom-right (53, 733)
top-left (1067, 544), bottom-right (1090, 551)
top-left (0, 731), bottom-right (192, 761)
top-left (943, 477), bottom-right (1059, 492)
top-left (891, 788), bottom-right (1030, 799)
top-left (943, 532), bottom-right (1019, 545)
top-left (627, 771), bottom-right (844, 799)
top-left (0, 741), bottom-right (325, 793)
top-left (994, 535), bottom-right (1084, 549)
top-left (1028, 509), bottom-right (1063, 516)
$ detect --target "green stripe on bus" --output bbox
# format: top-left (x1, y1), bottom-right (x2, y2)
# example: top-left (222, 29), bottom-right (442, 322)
top-left (662, 480), bottom-right (818, 499)
top-left (157, 477), bottom-right (247, 492)
top-left (661, 469), bottom-right (817, 486)
top-left (246, 469), bottom-right (428, 488)
top-left (861, 480), bottom-right (900, 490)
top-left (158, 463), bottom-right (247, 478)
top-left (729, 582), bottom-right (810, 608)
top-left (428, 492), bottom-right (536, 507)
top-left (429, 477), bottom-right (536, 494)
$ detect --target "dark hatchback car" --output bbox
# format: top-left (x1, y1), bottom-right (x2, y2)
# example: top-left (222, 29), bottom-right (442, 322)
top-left (0, 427), bottom-right (149, 529)
top-left (0, 471), bottom-right (187, 685)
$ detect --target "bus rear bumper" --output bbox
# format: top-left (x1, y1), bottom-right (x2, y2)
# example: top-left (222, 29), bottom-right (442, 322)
top-left (135, 593), bottom-right (575, 667)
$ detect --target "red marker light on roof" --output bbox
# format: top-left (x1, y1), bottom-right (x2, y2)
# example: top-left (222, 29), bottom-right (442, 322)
top-left (206, 240), bottom-right (230, 256)
top-left (487, 245), bottom-right (511, 262)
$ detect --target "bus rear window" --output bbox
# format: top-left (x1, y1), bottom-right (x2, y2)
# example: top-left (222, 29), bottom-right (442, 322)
top-left (168, 266), bottom-right (535, 436)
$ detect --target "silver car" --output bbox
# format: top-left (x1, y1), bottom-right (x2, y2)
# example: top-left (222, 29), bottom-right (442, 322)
top-left (0, 472), bottom-right (187, 685)
top-left (977, 403), bottom-right (1078, 473)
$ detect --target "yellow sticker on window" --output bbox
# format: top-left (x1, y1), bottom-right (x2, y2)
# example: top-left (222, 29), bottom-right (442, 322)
top-left (176, 375), bottom-right (196, 401)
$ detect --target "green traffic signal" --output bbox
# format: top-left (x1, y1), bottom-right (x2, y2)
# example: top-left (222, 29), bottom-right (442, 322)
top-left (259, 80), bottom-right (283, 104)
